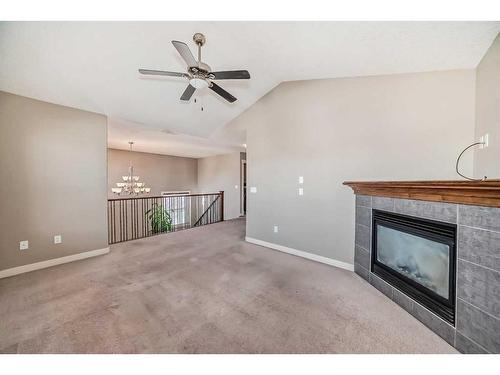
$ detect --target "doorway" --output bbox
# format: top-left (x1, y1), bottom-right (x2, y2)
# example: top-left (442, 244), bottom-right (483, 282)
top-left (240, 159), bottom-right (247, 216)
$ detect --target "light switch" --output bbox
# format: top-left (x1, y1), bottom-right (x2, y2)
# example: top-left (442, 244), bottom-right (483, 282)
top-left (299, 176), bottom-right (304, 184)
top-left (250, 187), bottom-right (257, 193)
top-left (20, 240), bottom-right (29, 250)
top-left (299, 188), bottom-right (304, 196)
top-left (273, 225), bottom-right (279, 233)
top-left (54, 235), bottom-right (62, 244)
top-left (234, 185), bottom-right (239, 189)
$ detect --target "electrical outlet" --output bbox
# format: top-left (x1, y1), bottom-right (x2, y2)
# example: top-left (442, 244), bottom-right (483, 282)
top-left (250, 187), bottom-right (257, 193)
top-left (54, 235), bottom-right (62, 244)
top-left (273, 225), bottom-right (279, 233)
top-left (299, 176), bottom-right (304, 184)
top-left (298, 188), bottom-right (304, 196)
top-left (19, 240), bottom-right (29, 250)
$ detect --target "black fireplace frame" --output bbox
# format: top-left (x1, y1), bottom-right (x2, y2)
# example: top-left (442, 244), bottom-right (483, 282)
top-left (371, 209), bottom-right (457, 325)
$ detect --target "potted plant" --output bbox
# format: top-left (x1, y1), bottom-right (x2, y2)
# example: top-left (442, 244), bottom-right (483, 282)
top-left (145, 203), bottom-right (173, 234)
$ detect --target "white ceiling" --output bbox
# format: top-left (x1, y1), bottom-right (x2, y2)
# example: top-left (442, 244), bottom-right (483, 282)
top-left (107, 118), bottom-right (244, 158)
top-left (1, 22), bottom-right (499, 157)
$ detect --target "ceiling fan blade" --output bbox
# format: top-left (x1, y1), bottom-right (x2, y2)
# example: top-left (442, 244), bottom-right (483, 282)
top-left (210, 70), bottom-right (250, 80)
top-left (180, 84), bottom-right (196, 101)
top-left (209, 82), bottom-right (237, 103)
top-left (139, 69), bottom-right (188, 78)
top-left (172, 40), bottom-right (197, 68)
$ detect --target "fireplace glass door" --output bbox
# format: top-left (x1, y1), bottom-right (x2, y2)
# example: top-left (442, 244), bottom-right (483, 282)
top-left (376, 225), bottom-right (450, 299)
top-left (371, 210), bottom-right (456, 325)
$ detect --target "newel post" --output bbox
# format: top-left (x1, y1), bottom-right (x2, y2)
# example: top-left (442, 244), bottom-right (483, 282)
top-left (220, 190), bottom-right (224, 221)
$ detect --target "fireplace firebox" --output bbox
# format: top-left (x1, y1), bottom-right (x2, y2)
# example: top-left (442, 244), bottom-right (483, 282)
top-left (371, 210), bottom-right (456, 325)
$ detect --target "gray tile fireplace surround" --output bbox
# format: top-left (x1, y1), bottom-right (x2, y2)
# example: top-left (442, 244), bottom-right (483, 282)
top-left (354, 195), bottom-right (500, 354)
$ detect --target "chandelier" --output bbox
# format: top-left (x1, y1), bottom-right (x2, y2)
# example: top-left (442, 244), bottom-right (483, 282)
top-left (111, 141), bottom-right (151, 195)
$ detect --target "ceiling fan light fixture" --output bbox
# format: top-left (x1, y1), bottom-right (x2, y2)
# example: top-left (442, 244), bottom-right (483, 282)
top-left (139, 33), bottom-right (250, 103)
top-left (189, 77), bottom-right (209, 90)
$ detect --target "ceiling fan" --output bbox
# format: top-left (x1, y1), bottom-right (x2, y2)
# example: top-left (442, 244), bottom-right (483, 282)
top-left (139, 33), bottom-right (250, 103)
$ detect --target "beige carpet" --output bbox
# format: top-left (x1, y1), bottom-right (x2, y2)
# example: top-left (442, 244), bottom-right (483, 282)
top-left (0, 218), bottom-right (457, 353)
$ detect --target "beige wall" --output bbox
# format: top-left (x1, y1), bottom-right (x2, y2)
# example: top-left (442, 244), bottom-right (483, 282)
top-left (107, 148), bottom-right (198, 198)
top-left (197, 153), bottom-right (242, 220)
top-left (109, 148), bottom-right (241, 221)
top-left (230, 70), bottom-right (476, 265)
top-left (0, 91), bottom-right (108, 271)
top-left (474, 33), bottom-right (500, 178)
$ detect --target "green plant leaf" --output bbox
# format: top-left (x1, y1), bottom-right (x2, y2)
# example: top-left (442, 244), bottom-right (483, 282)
top-left (145, 203), bottom-right (173, 234)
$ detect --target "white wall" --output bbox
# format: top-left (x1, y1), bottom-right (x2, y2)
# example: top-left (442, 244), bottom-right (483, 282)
top-left (229, 70), bottom-right (476, 265)
top-left (474, 33), bottom-right (500, 179)
top-left (197, 153), bottom-right (242, 220)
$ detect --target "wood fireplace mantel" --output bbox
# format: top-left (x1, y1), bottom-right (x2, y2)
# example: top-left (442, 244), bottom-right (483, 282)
top-left (343, 179), bottom-right (500, 208)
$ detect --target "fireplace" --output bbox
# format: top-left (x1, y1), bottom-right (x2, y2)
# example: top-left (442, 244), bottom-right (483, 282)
top-left (371, 210), bottom-right (456, 325)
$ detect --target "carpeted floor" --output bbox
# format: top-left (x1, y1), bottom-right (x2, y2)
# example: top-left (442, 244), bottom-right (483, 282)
top-left (0, 218), bottom-right (457, 353)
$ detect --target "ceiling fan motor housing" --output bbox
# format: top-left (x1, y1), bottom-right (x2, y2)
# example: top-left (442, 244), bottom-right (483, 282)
top-left (189, 62), bottom-right (211, 74)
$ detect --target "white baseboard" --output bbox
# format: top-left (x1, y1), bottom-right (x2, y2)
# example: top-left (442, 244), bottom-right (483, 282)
top-left (0, 247), bottom-right (110, 279)
top-left (245, 237), bottom-right (354, 272)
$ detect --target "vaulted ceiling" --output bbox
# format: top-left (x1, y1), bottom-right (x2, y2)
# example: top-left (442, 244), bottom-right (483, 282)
top-left (1, 22), bottom-right (499, 157)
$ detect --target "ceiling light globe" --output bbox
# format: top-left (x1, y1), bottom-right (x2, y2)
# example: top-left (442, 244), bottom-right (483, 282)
top-left (189, 78), bottom-right (209, 90)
